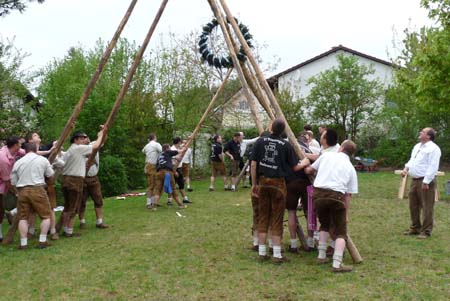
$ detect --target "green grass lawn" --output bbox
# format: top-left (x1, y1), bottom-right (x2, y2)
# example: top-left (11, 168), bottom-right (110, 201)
top-left (1, 171), bottom-right (450, 300)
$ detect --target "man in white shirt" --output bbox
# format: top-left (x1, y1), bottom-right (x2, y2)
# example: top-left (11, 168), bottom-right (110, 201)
top-left (11, 143), bottom-right (55, 249)
top-left (401, 127), bottom-right (441, 239)
top-left (239, 132), bottom-right (258, 188)
top-left (142, 133), bottom-right (162, 208)
top-left (305, 140), bottom-right (358, 273)
top-left (61, 130), bottom-right (104, 237)
top-left (78, 137), bottom-right (108, 229)
top-left (181, 141), bottom-right (193, 192)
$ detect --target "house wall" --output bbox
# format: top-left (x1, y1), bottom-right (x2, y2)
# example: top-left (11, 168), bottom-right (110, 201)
top-left (277, 50), bottom-right (393, 101)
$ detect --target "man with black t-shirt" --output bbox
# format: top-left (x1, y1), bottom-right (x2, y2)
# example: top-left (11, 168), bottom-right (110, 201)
top-left (209, 135), bottom-right (228, 191)
top-left (224, 132), bottom-right (241, 191)
top-left (250, 119), bottom-right (309, 264)
top-left (151, 144), bottom-right (187, 210)
top-left (285, 131), bottom-right (314, 252)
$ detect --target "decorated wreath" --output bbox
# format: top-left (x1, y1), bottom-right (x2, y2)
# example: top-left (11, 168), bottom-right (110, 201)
top-left (198, 18), bottom-right (253, 69)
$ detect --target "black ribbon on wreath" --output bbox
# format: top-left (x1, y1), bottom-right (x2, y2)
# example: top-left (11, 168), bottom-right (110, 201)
top-left (198, 17), bottom-right (253, 69)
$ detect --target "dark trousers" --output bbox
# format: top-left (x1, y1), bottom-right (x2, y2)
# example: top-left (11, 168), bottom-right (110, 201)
top-left (409, 178), bottom-right (435, 235)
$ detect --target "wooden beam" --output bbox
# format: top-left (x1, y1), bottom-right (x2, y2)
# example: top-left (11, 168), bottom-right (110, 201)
top-left (178, 68), bottom-right (233, 158)
top-left (86, 0), bottom-right (169, 168)
top-left (48, 0), bottom-right (138, 164)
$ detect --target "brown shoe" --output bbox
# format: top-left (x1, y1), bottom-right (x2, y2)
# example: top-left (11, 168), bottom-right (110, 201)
top-left (272, 256), bottom-right (290, 264)
top-left (258, 255), bottom-right (270, 262)
top-left (403, 229), bottom-right (420, 235)
top-left (417, 233), bottom-right (430, 239)
top-left (17, 245), bottom-right (28, 250)
top-left (288, 247), bottom-right (299, 254)
top-left (96, 223), bottom-right (109, 229)
top-left (79, 223), bottom-right (87, 230)
top-left (316, 257), bottom-right (330, 264)
top-left (63, 232), bottom-right (81, 238)
top-left (326, 246), bottom-right (334, 258)
top-left (50, 233), bottom-right (59, 241)
top-left (37, 241), bottom-right (52, 249)
top-left (332, 265), bottom-right (353, 273)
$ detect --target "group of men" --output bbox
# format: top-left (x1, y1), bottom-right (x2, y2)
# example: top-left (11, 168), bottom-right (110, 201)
top-left (142, 134), bottom-right (193, 210)
top-left (248, 119), bottom-right (358, 272)
top-left (248, 120), bottom-right (442, 273)
top-left (209, 131), bottom-right (258, 192)
top-left (0, 128), bottom-right (108, 250)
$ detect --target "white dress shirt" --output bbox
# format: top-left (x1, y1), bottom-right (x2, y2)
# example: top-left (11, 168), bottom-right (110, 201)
top-left (311, 152), bottom-right (358, 194)
top-left (11, 152), bottom-right (54, 187)
top-left (142, 140), bottom-right (162, 164)
top-left (62, 144), bottom-right (93, 177)
top-left (181, 148), bottom-right (192, 164)
top-left (405, 141), bottom-right (441, 184)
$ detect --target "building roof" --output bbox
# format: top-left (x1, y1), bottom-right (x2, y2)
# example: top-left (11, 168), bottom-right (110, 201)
top-left (267, 45), bottom-right (393, 86)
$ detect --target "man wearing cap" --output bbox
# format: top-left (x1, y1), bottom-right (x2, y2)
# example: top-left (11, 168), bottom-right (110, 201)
top-left (11, 143), bottom-right (54, 249)
top-left (401, 127), bottom-right (441, 239)
top-left (60, 129), bottom-right (104, 237)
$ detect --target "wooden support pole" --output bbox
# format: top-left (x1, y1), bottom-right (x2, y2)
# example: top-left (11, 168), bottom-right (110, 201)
top-left (295, 216), bottom-right (310, 252)
top-left (48, 0), bottom-right (138, 164)
top-left (241, 62), bottom-right (275, 120)
top-left (178, 68), bottom-right (233, 157)
top-left (217, 0), bottom-right (362, 263)
top-left (394, 170), bottom-right (445, 202)
top-left (86, 0), bottom-right (169, 168)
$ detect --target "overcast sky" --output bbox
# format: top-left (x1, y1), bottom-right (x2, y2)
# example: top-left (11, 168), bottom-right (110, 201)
top-left (1, 0), bottom-right (432, 79)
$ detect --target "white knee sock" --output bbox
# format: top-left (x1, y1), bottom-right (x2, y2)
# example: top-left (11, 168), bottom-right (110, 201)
top-left (28, 227), bottom-right (35, 235)
top-left (307, 237), bottom-right (314, 248)
top-left (258, 244), bottom-right (267, 256)
top-left (318, 242), bottom-right (328, 259)
top-left (332, 250), bottom-right (344, 268)
top-left (20, 238), bottom-right (27, 246)
top-left (290, 239), bottom-right (298, 248)
top-left (39, 235), bottom-right (47, 243)
top-left (0, 223), bottom-right (3, 239)
top-left (273, 246), bottom-right (282, 258)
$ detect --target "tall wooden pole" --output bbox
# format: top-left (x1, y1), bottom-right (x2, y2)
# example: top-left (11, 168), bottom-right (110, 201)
top-left (217, 0), bottom-right (362, 263)
top-left (86, 0), bottom-right (169, 167)
top-left (48, 0), bottom-right (138, 164)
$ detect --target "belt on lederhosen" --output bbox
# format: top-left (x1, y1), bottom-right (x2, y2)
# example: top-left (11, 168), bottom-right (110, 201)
top-left (313, 187), bottom-right (345, 204)
top-left (258, 176), bottom-right (286, 195)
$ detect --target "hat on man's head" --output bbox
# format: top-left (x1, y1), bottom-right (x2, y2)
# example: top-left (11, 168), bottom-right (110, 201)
top-left (70, 131), bottom-right (87, 143)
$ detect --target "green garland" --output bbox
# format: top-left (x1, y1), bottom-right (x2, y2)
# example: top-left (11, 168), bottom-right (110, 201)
top-left (198, 18), bottom-right (253, 69)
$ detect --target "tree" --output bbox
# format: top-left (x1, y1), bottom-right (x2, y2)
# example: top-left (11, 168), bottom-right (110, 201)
top-left (305, 54), bottom-right (384, 140)
top-left (384, 0), bottom-right (450, 162)
top-left (0, 38), bottom-right (37, 139)
top-left (0, 0), bottom-right (44, 16)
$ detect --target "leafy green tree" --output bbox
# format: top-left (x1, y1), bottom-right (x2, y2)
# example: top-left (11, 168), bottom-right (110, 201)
top-left (0, 38), bottom-right (37, 139)
top-left (305, 53), bottom-right (384, 140)
top-left (0, 0), bottom-right (44, 16)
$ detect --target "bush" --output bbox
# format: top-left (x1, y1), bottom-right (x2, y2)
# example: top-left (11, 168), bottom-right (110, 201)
top-left (98, 155), bottom-right (128, 197)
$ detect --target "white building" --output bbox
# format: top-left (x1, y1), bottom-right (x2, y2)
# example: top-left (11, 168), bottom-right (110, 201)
top-left (223, 45), bottom-right (395, 129)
